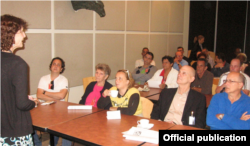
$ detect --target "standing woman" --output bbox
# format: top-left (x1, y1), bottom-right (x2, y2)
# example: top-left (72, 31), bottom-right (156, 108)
top-left (98, 70), bottom-right (142, 116)
top-left (79, 63), bottom-right (112, 108)
top-left (1, 14), bottom-right (38, 145)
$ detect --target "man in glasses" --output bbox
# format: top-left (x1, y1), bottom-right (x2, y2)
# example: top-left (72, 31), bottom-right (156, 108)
top-left (215, 58), bottom-right (250, 95)
top-left (207, 72), bottom-right (250, 129)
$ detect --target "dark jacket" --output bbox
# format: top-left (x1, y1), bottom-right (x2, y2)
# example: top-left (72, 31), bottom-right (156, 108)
top-left (150, 88), bottom-right (206, 128)
top-left (1, 52), bottom-right (35, 137)
top-left (79, 81), bottom-right (112, 105)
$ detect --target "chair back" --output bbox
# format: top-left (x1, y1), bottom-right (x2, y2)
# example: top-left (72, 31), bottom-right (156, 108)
top-left (208, 51), bottom-right (215, 61)
top-left (190, 60), bottom-right (196, 66)
top-left (188, 50), bottom-right (191, 58)
top-left (212, 78), bottom-right (220, 95)
top-left (140, 97), bottom-right (154, 119)
top-left (64, 92), bottom-right (69, 102)
top-left (83, 76), bottom-right (96, 91)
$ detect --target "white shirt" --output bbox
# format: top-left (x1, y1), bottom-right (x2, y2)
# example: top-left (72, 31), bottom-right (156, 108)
top-left (147, 68), bottom-right (179, 88)
top-left (38, 74), bottom-right (68, 101)
top-left (218, 71), bottom-right (250, 91)
top-left (135, 59), bottom-right (156, 68)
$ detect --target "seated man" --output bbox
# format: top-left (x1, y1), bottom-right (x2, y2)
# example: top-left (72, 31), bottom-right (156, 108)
top-left (173, 51), bottom-right (189, 71)
top-left (207, 72), bottom-right (250, 129)
top-left (147, 55), bottom-right (178, 89)
top-left (132, 52), bottom-right (157, 85)
top-left (37, 57), bottom-right (68, 101)
top-left (35, 57), bottom-right (70, 146)
top-left (216, 58), bottom-right (250, 95)
top-left (135, 47), bottom-right (155, 68)
top-left (177, 46), bottom-right (190, 65)
top-left (191, 58), bottom-right (214, 95)
top-left (151, 66), bottom-right (206, 128)
top-left (191, 52), bottom-right (212, 71)
top-left (211, 52), bottom-right (229, 77)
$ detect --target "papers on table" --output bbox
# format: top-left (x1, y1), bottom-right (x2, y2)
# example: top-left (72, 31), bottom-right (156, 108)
top-left (137, 85), bottom-right (150, 91)
top-left (41, 101), bottom-right (55, 105)
top-left (67, 105), bottom-right (92, 109)
top-left (147, 80), bottom-right (160, 88)
top-left (107, 110), bottom-right (121, 119)
top-left (122, 127), bottom-right (158, 144)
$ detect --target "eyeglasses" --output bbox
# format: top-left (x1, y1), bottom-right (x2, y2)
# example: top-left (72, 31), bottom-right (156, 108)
top-left (49, 80), bottom-right (54, 90)
top-left (223, 80), bottom-right (242, 84)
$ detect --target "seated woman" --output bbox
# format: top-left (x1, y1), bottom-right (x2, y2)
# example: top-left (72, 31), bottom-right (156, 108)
top-left (146, 55), bottom-right (178, 89)
top-left (79, 64), bottom-right (112, 107)
top-left (97, 70), bottom-right (142, 116)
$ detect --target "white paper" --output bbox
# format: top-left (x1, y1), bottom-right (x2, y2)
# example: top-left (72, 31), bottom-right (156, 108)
top-left (122, 127), bottom-right (159, 144)
top-left (147, 80), bottom-right (161, 88)
top-left (107, 110), bottom-right (121, 119)
top-left (67, 105), bottom-right (92, 109)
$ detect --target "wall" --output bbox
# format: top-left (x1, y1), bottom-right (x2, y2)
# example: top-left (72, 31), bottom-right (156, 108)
top-left (1, 1), bottom-right (190, 103)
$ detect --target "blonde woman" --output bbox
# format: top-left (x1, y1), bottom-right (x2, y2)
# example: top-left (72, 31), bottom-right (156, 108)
top-left (97, 70), bottom-right (142, 116)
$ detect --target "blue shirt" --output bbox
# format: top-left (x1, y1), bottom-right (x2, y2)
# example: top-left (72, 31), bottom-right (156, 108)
top-left (173, 59), bottom-right (188, 71)
top-left (207, 91), bottom-right (250, 130)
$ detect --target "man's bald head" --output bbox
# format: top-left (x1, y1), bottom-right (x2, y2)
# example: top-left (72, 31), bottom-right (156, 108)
top-left (225, 72), bottom-right (244, 94)
top-left (177, 65), bottom-right (195, 86)
top-left (230, 58), bottom-right (241, 73)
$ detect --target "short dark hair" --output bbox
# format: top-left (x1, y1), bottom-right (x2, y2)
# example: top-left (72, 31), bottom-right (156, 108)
top-left (197, 52), bottom-right (207, 59)
top-left (216, 52), bottom-right (225, 62)
top-left (162, 55), bottom-right (173, 64)
top-left (177, 47), bottom-right (183, 51)
top-left (146, 52), bottom-right (154, 60)
top-left (1, 14), bottom-right (28, 51)
top-left (197, 58), bottom-right (208, 66)
top-left (49, 57), bottom-right (65, 74)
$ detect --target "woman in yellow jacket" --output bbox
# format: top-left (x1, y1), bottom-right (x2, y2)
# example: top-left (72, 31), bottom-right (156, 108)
top-left (97, 69), bottom-right (142, 116)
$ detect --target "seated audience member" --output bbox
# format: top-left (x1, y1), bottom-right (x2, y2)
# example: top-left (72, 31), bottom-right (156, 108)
top-left (151, 66), bottom-right (206, 128)
top-left (207, 72), bottom-right (250, 130)
top-left (37, 57), bottom-right (68, 101)
top-left (216, 58), bottom-right (250, 95)
top-left (202, 48), bottom-right (215, 68)
top-left (177, 46), bottom-right (190, 65)
top-left (79, 64), bottom-right (112, 107)
top-left (135, 47), bottom-right (155, 68)
top-left (211, 52), bottom-right (229, 77)
top-left (173, 51), bottom-right (189, 71)
top-left (191, 52), bottom-right (212, 71)
top-left (147, 55), bottom-right (178, 89)
top-left (191, 58), bottom-right (214, 94)
top-left (35, 57), bottom-right (71, 146)
top-left (237, 53), bottom-right (248, 72)
top-left (132, 52), bottom-right (157, 85)
top-left (97, 70), bottom-right (142, 116)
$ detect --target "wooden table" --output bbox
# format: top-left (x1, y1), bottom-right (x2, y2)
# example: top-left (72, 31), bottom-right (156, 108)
top-left (134, 85), bottom-right (162, 98)
top-left (30, 101), bottom-right (103, 146)
top-left (168, 125), bottom-right (205, 130)
top-left (30, 101), bottom-right (103, 131)
top-left (47, 110), bottom-right (175, 146)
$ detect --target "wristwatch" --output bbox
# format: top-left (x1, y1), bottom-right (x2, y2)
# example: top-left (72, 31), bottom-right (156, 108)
top-left (219, 114), bottom-right (224, 120)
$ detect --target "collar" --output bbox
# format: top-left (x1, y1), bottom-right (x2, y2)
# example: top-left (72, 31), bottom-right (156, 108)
top-left (159, 69), bottom-right (165, 76)
top-left (117, 88), bottom-right (129, 98)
